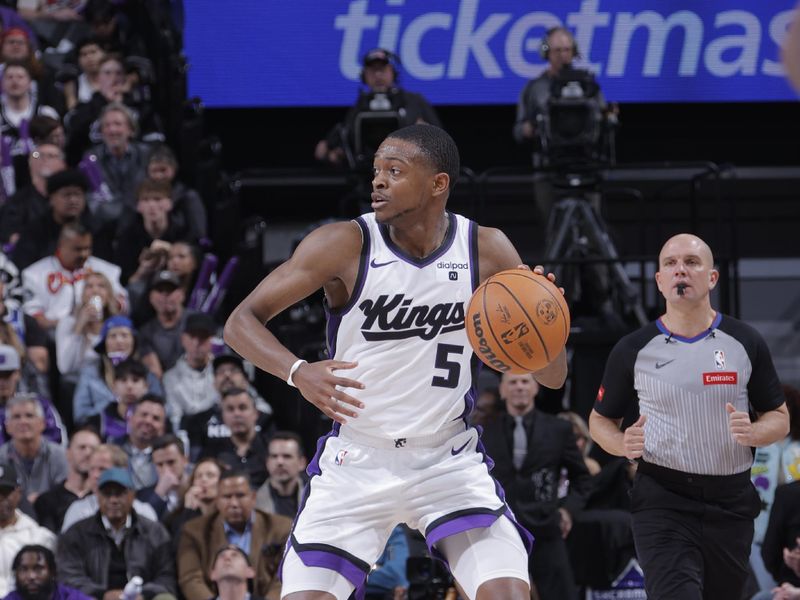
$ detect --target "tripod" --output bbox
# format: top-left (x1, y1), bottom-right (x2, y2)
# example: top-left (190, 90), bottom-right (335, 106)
top-left (544, 193), bottom-right (648, 327)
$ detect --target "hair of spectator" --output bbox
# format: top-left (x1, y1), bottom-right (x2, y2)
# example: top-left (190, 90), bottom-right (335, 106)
top-left (152, 433), bottom-right (185, 455)
top-left (137, 177), bottom-right (172, 200)
top-left (135, 392), bottom-right (166, 409)
top-left (385, 124), bottom-right (460, 192)
top-left (75, 35), bottom-right (103, 55)
top-left (100, 101), bottom-right (138, 136)
top-left (221, 386), bottom-right (253, 404)
top-left (7, 393), bottom-right (43, 418)
top-left (59, 222), bottom-right (91, 243)
top-left (219, 468), bottom-right (252, 485)
top-left (269, 431), bottom-right (305, 457)
top-left (113, 358), bottom-right (148, 381)
top-left (148, 144), bottom-right (178, 168)
top-left (2, 60), bottom-right (32, 80)
top-left (69, 426), bottom-right (101, 446)
top-left (12, 545), bottom-right (55, 574)
top-left (190, 457), bottom-right (228, 486)
top-left (92, 443), bottom-right (129, 467)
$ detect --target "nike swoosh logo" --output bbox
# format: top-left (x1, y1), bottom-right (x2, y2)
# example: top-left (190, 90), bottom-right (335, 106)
top-left (370, 258), bottom-right (398, 268)
top-left (451, 438), bottom-right (472, 456)
top-left (655, 359), bottom-right (676, 369)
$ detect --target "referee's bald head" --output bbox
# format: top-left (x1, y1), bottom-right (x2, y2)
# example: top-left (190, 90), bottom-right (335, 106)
top-left (658, 234), bottom-right (714, 269)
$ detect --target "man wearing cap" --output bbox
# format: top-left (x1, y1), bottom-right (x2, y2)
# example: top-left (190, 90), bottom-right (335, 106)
top-left (163, 312), bottom-right (218, 431)
top-left (138, 270), bottom-right (192, 379)
top-left (0, 461), bottom-right (56, 597)
top-left (20, 222), bottom-right (126, 334)
top-left (315, 48), bottom-right (440, 167)
top-left (0, 393), bottom-right (68, 502)
top-left (57, 467), bottom-right (177, 600)
top-left (0, 345), bottom-right (66, 446)
top-left (208, 545), bottom-right (261, 600)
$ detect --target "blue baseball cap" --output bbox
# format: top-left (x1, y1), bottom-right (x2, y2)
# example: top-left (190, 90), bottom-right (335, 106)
top-left (94, 315), bottom-right (135, 354)
top-left (98, 467), bottom-right (134, 490)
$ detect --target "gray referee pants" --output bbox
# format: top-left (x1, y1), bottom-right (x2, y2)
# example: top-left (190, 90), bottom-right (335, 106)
top-left (630, 462), bottom-right (760, 600)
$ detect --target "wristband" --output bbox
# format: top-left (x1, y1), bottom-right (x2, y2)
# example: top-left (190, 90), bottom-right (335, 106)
top-left (286, 359), bottom-right (307, 388)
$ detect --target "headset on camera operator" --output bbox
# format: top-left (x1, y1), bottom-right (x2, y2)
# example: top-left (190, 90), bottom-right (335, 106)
top-left (513, 27), bottom-right (617, 167)
top-left (314, 48), bottom-right (440, 169)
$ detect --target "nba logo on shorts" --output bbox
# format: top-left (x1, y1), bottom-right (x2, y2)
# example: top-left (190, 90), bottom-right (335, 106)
top-left (335, 449), bottom-right (348, 466)
top-left (714, 350), bottom-right (725, 370)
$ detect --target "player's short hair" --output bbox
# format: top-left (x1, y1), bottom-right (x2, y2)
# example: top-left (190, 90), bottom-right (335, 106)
top-left (386, 124), bottom-right (460, 192)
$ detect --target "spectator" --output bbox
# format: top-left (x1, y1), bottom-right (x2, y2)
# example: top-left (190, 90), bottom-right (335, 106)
top-left (166, 241), bottom-right (202, 295)
top-left (470, 386), bottom-right (502, 427)
top-left (162, 457), bottom-right (224, 543)
top-left (84, 359), bottom-right (149, 441)
top-left (177, 470), bottom-right (292, 600)
top-left (0, 394), bottom-right (68, 502)
top-left (482, 372), bottom-right (592, 600)
top-left (62, 37), bottom-right (104, 111)
top-left (208, 545), bottom-right (257, 600)
top-left (20, 222), bottom-right (123, 334)
top-left (72, 317), bottom-right (161, 426)
top-left (254, 431), bottom-right (306, 519)
top-left (60, 443), bottom-right (156, 533)
top-left (56, 467), bottom-right (177, 600)
top-left (110, 393), bottom-right (167, 490)
top-left (315, 48), bottom-right (440, 168)
top-left (28, 116), bottom-right (66, 148)
top-left (558, 411), bottom-right (602, 476)
top-left (0, 29), bottom-right (62, 116)
top-left (761, 480), bottom-right (800, 595)
top-left (33, 428), bottom-right (99, 533)
top-left (116, 178), bottom-right (193, 284)
top-left (0, 144), bottom-right (66, 247)
top-left (0, 347), bottom-right (66, 446)
top-left (202, 388), bottom-right (269, 488)
top-left (163, 312), bottom-right (217, 431)
top-left (4, 544), bottom-right (93, 600)
top-left (138, 270), bottom-right (190, 378)
top-left (0, 462), bottom-right (55, 597)
top-left (147, 145), bottom-right (207, 241)
top-left (136, 434), bottom-right (189, 520)
top-left (16, 0), bottom-right (85, 23)
top-left (54, 271), bottom-right (120, 381)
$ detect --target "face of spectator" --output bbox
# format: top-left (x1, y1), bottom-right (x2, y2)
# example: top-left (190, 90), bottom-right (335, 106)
top-left (210, 547), bottom-right (254, 584)
top-left (78, 43), bottom-right (104, 75)
top-left (148, 285), bottom-right (184, 317)
top-left (167, 243), bottom-right (196, 277)
top-left (14, 550), bottom-right (54, 600)
top-left (500, 373), bottom-right (539, 417)
top-left (213, 363), bottom-right (248, 395)
top-left (100, 109), bottom-right (132, 153)
top-left (67, 430), bottom-right (100, 477)
top-left (104, 326), bottom-right (134, 355)
top-left (82, 273), bottom-right (111, 305)
top-left (43, 125), bottom-right (66, 149)
top-left (87, 448), bottom-right (112, 493)
top-left (0, 485), bottom-right (20, 526)
top-left (1, 33), bottom-right (30, 61)
top-left (546, 30), bottom-right (576, 72)
top-left (111, 374), bottom-right (147, 407)
top-left (216, 476), bottom-right (255, 529)
top-left (147, 160), bottom-right (176, 183)
top-left (6, 400), bottom-right (45, 445)
top-left (97, 58), bottom-right (123, 92)
top-left (221, 392), bottom-right (258, 437)
top-left (472, 390), bottom-right (500, 426)
top-left (0, 369), bottom-right (20, 402)
top-left (152, 443), bottom-right (186, 482)
top-left (2, 65), bottom-right (31, 100)
top-left (57, 232), bottom-right (91, 270)
top-left (97, 482), bottom-right (134, 527)
top-left (137, 192), bottom-right (172, 224)
top-left (191, 460), bottom-right (221, 502)
top-left (363, 61), bottom-right (395, 91)
top-left (267, 439), bottom-right (306, 487)
top-left (129, 400), bottom-right (166, 447)
top-left (50, 187), bottom-right (86, 223)
top-left (181, 332), bottom-right (212, 370)
top-left (29, 144), bottom-right (65, 181)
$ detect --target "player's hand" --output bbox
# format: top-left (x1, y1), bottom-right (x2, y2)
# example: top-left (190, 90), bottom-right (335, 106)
top-left (519, 264), bottom-right (565, 295)
top-left (726, 403), bottom-right (754, 446)
top-left (294, 360), bottom-right (365, 425)
top-left (773, 582), bottom-right (800, 600)
top-left (623, 414), bottom-right (646, 459)
top-left (558, 507), bottom-right (573, 539)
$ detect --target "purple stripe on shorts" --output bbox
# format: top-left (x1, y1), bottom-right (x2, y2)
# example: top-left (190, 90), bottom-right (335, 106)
top-left (294, 548), bottom-right (368, 592)
top-left (306, 422), bottom-right (341, 477)
top-left (426, 512), bottom-right (500, 550)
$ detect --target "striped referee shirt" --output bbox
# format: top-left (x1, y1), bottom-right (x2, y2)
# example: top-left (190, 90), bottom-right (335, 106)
top-left (594, 313), bottom-right (783, 475)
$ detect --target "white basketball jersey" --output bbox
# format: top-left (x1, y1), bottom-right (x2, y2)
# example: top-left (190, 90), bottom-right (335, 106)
top-left (328, 212), bottom-right (478, 439)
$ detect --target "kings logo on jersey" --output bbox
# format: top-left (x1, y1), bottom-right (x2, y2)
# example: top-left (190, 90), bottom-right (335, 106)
top-left (358, 294), bottom-right (464, 341)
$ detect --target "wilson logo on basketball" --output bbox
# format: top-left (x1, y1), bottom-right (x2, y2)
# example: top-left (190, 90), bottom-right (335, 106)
top-left (703, 372), bottom-right (738, 385)
top-left (536, 299), bottom-right (558, 325)
top-left (470, 312), bottom-right (511, 372)
top-left (501, 322), bottom-right (529, 344)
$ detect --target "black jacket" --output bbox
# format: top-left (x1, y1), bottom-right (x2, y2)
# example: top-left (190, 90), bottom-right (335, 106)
top-left (762, 480), bottom-right (800, 586)
top-left (482, 409), bottom-right (592, 539)
top-left (56, 510), bottom-right (176, 599)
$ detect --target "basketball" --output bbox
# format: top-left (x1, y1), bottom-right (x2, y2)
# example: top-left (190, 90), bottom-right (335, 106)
top-left (465, 269), bottom-right (570, 374)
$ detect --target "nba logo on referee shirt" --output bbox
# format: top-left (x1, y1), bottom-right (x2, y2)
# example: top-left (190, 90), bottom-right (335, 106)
top-left (335, 450), bottom-right (348, 466)
top-left (714, 350), bottom-right (725, 369)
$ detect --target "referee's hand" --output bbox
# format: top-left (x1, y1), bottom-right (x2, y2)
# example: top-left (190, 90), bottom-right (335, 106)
top-left (623, 414), bottom-right (646, 459)
top-left (726, 403), bottom-right (754, 446)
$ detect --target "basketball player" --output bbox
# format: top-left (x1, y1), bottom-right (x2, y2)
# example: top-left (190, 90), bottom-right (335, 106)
top-left (589, 233), bottom-right (789, 599)
top-left (224, 124), bottom-right (567, 600)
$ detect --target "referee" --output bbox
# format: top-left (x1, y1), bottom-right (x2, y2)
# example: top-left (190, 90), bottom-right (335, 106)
top-left (589, 233), bottom-right (789, 599)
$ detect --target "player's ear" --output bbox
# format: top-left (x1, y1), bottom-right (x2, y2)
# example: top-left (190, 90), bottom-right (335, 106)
top-left (432, 172), bottom-right (449, 197)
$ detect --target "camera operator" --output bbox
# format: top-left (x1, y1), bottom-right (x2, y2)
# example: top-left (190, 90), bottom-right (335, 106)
top-left (314, 48), bottom-right (441, 168)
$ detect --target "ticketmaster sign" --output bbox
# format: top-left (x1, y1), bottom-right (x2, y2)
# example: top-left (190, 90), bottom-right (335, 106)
top-left (184, 0), bottom-right (797, 107)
